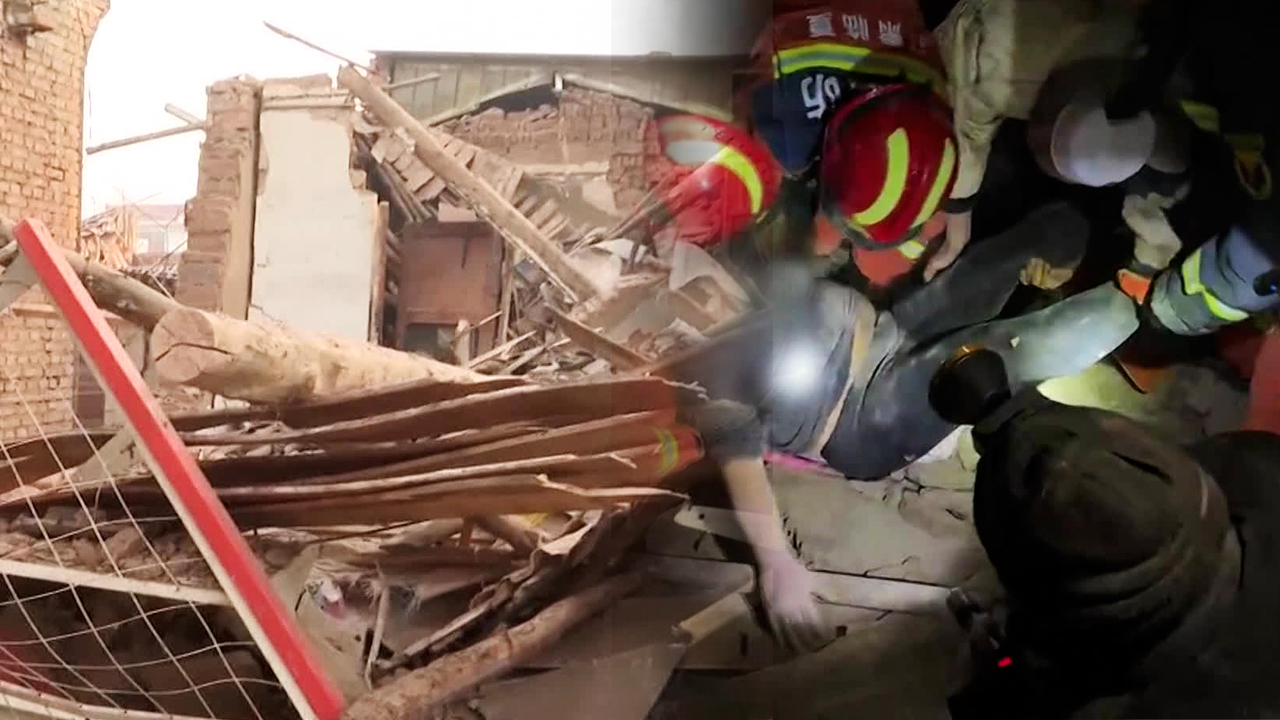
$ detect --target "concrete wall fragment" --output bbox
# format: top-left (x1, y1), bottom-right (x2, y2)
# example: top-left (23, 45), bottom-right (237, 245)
top-left (249, 76), bottom-right (380, 341)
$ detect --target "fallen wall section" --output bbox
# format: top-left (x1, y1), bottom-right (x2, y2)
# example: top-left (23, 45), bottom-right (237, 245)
top-left (249, 75), bottom-right (380, 341)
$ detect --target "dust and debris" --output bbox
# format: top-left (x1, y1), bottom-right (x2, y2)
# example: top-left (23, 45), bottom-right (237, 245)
top-left (0, 507), bottom-right (306, 589)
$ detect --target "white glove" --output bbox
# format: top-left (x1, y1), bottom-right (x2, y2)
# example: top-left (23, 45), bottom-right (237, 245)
top-left (1123, 187), bottom-right (1187, 272)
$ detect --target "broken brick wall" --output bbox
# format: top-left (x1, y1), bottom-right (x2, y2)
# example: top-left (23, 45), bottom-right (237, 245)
top-left (176, 77), bottom-right (261, 319)
top-left (0, 0), bottom-right (110, 442)
top-left (441, 88), bottom-right (656, 213)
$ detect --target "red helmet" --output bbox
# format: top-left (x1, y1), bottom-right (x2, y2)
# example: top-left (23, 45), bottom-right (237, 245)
top-left (818, 84), bottom-right (958, 250)
top-left (652, 114), bottom-right (782, 248)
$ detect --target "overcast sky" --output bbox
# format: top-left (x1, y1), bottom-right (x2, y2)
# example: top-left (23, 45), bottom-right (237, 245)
top-left (81, 0), bottom-right (765, 214)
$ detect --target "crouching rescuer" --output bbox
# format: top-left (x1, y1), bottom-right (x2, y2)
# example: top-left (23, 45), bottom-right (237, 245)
top-left (931, 346), bottom-right (1280, 719)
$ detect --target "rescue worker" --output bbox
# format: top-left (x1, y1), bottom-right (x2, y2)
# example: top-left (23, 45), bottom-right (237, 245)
top-left (928, 0), bottom-right (1149, 283)
top-left (932, 347), bottom-right (1280, 719)
top-left (645, 0), bottom-right (961, 290)
top-left (658, 0), bottom-right (1124, 655)
top-left (1104, 0), bottom-right (1280, 340)
top-left (746, 0), bottom-right (958, 286)
top-left (646, 113), bottom-right (783, 251)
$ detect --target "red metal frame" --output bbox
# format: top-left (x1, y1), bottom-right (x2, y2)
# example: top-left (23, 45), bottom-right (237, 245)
top-left (11, 219), bottom-right (345, 720)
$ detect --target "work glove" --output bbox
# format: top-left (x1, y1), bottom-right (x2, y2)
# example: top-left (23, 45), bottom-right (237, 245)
top-left (1019, 257), bottom-right (1078, 290)
top-left (1118, 187), bottom-right (1188, 303)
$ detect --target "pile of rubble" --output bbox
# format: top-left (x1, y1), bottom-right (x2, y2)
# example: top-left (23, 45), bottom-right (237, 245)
top-left (0, 62), bottom-right (758, 720)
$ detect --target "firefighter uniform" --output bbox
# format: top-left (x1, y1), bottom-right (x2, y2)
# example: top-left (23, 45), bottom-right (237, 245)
top-left (746, 0), bottom-right (955, 266)
top-left (1120, 0), bottom-right (1280, 336)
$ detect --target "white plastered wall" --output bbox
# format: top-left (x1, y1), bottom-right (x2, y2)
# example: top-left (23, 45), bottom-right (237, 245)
top-left (250, 76), bottom-right (380, 341)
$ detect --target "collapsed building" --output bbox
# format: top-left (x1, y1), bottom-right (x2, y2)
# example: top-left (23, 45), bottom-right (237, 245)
top-left (8, 17), bottom-right (1248, 720)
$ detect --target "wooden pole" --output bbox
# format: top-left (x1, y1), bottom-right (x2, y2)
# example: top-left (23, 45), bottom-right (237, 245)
top-left (337, 66), bottom-right (603, 302)
top-left (340, 571), bottom-right (644, 720)
top-left (150, 306), bottom-right (498, 405)
top-left (497, 249), bottom-right (516, 341)
top-left (385, 72), bottom-right (442, 92)
top-left (85, 123), bottom-right (206, 155)
top-left (164, 104), bottom-right (204, 126)
top-left (1, 232), bottom-right (179, 329)
top-left (262, 22), bottom-right (377, 74)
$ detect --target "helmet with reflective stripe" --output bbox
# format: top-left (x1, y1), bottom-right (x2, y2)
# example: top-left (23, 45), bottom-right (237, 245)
top-left (818, 83), bottom-right (957, 249)
top-left (654, 114), bottom-right (782, 248)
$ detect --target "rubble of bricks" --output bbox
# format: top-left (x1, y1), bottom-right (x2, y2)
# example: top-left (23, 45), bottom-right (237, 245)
top-left (441, 88), bottom-right (656, 213)
top-left (0, 0), bottom-right (110, 438)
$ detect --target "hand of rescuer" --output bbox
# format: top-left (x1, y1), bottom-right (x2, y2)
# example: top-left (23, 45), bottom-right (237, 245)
top-left (923, 211), bottom-right (973, 282)
top-left (1116, 186), bottom-right (1187, 303)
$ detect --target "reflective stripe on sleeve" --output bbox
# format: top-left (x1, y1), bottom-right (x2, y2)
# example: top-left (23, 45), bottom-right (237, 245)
top-left (1181, 247), bottom-right (1250, 322)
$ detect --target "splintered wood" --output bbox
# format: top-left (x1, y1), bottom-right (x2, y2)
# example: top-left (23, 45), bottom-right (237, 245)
top-left (340, 67), bottom-right (603, 302)
top-left (3, 377), bottom-right (704, 528)
top-left (0, 372), bottom-right (704, 715)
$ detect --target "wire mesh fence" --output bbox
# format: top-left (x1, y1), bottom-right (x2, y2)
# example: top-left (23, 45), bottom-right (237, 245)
top-left (0, 310), bottom-right (299, 720)
top-left (0, 219), bottom-right (341, 720)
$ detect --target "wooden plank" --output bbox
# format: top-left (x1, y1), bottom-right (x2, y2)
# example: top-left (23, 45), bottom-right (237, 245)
top-left (367, 134), bottom-right (396, 163)
top-left (468, 152), bottom-right (508, 197)
top-left (498, 166), bottom-right (524, 200)
top-left (91, 451), bottom-right (670, 508)
top-left (392, 146), bottom-right (418, 174)
top-left (342, 571), bottom-right (645, 720)
top-left (191, 377), bottom-right (697, 445)
top-left (340, 67), bottom-right (604, 302)
top-left (85, 123), bottom-right (206, 155)
top-left (529, 199), bottom-right (560, 228)
top-left (370, 201), bottom-right (390, 344)
top-left (453, 143), bottom-right (478, 169)
top-left (296, 410), bottom-right (678, 486)
top-left (417, 175), bottom-right (449, 203)
top-left (400, 161), bottom-right (436, 193)
top-left (191, 425), bottom-right (542, 482)
top-left (386, 72), bottom-right (442, 92)
top-left (551, 308), bottom-right (650, 370)
top-left (465, 330), bottom-right (536, 368)
top-left (218, 479), bottom-right (682, 528)
top-left (0, 432), bottom-right (115, 489)
top-left (541, 214), bottom-right (571, 237)
top-left (516, 194), bottom-right (540, 215)
top-left (174, 375), bottom-right (525, 434)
